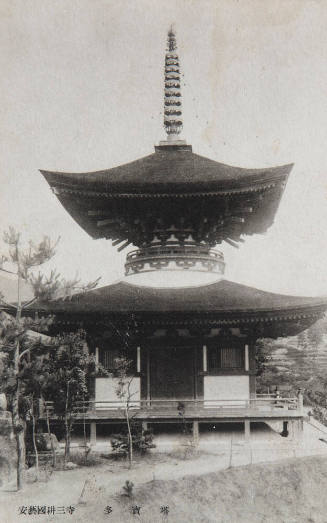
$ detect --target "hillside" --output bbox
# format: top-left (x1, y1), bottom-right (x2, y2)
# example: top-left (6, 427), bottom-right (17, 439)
top-left (119, 455), bottom-right (327, 522)
top-left (257, 315), bottom-right (327, 393)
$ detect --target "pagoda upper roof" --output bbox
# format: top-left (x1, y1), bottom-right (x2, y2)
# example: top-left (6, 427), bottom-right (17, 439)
top-left (41, 144), bottom-right (293, 197)
top-left (33, 279), bottom-right (327, 338)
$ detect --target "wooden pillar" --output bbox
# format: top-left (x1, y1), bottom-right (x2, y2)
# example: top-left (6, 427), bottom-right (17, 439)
top-left (202, 345), bottom-right (207, 372)
top-left (244, 344), bottom-right (249, 371)
top-left (90, 422), bottom-right (97, 446)
top-left (281, 421), bottom-right (289, 437)
top-left (193, 421), bottom-right (200, 446)
top-left (137, 346), bottom-right (141, 373)
top-left (248, 342), bottom-right (256, 398)
top-left (244, 419), bottom-right (251, 441)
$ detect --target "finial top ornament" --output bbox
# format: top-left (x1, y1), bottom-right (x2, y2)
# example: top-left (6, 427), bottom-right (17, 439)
top-left (163, 27), bottom-right (183, 141)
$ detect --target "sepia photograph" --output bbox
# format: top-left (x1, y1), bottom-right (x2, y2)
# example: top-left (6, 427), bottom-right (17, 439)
top-left (1, 0), bottom-right (327, 521)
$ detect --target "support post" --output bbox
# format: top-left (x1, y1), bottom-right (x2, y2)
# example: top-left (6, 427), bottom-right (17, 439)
top-left (90, 422), bottom-right (97, 446)
top-left (245, 344), bottom-right (249, 371)
top-left (137, 346), bottom-right (141, 373)
top-left (281, 420), bottom-right (289, 437)
top-left (244, 419), bottom-right (250, 442)
top-left (193, 421), bottom-right (199, 446)
top-left (202, 345), bottom-right (207, 372)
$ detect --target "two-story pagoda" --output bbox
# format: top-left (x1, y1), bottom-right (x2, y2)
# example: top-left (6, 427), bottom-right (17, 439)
top-left (38, 29), bottom-right (327, 445)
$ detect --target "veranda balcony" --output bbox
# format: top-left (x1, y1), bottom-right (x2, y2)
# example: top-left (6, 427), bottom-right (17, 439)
top-left (43, 394), bottom-right (304, 423)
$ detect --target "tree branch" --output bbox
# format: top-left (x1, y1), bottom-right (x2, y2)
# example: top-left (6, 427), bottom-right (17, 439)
top-left (0, 299), bottom-right (18, 310)
top-left (21, 297), bottom-right (38, 310)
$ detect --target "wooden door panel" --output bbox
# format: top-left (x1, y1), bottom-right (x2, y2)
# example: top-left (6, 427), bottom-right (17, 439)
top-left (150, 347), bottom-right (194, 399)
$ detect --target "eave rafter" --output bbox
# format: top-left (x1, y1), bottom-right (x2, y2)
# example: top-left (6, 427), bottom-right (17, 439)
top-left (50, 180), bottom-right (283, 199)
top-left (69, 180), bottom-right (284, 248)
top-left (43, 307), bottom-right (325, 340)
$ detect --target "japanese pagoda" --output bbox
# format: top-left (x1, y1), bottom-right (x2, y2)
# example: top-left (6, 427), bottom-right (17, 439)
top-left (39, 29), bottom-right (327, 445)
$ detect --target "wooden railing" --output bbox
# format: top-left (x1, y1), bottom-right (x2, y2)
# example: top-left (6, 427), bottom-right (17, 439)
top-left (43, 394), bottom-right (302, 417)
top-left (126, 245), bottom-right (224, 262)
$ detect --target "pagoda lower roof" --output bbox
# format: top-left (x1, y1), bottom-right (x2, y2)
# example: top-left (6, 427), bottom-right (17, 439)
top-left (40, 145), bottom-right (292, 197)
top-left (33, 280), bottom-right (327, 337)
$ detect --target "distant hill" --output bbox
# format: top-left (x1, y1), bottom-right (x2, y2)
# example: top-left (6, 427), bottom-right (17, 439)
top-left (257, 315), bottom-right (327, 393)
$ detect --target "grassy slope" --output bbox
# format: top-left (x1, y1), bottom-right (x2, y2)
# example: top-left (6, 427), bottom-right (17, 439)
top-left (78, 455), bottom-right (327, 523)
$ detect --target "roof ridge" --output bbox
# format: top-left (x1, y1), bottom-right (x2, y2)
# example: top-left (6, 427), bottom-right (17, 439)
top-left (78, 278), bottom-right (327, 300)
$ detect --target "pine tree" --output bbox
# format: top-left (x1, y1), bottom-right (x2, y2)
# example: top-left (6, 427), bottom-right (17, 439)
top-left (0, 226), bottom-right (99, 489)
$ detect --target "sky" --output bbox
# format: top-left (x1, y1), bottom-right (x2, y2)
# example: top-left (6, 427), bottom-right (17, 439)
top-left (0, 0), bottom-right (327, 297)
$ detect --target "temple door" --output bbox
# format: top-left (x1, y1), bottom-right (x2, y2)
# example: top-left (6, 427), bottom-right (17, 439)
top-left (150, 346), bottom-right (195, 400)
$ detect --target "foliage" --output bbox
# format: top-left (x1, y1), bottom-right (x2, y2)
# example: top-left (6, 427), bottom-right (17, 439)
top-left (122, 480), bottom-right (134, 498)
top-left (44, 331), bottom-right (93, 413)
top-left (177, 401), bottom-right (191, 435)
top-left (54, 450), bottom-right (103, 469)
top-left (0, 227), bottom-right (60, 490)
top-left (113, 355), bottom-right (137, 467)
top-left (42, 330), bottom-right (96, 465)
top-left (0, 314), bottom-right (52, 406)
top-left (0, 226), bottom-right (100, 489)
top-left (255, 339), bottom-right (272, 377)
top-left (256, 316), bottom-right (327, 417)
top-left (30, 270), bottom-right (100, 302)
top-left (110, 426), bottom-right (155, 457)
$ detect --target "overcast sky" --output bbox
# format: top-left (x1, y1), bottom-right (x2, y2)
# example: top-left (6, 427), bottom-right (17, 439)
top-left (0, 0), bottom-right (327, 296)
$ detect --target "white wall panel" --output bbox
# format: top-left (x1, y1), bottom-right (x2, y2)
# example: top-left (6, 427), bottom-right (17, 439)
top-left (95, 377), bottom-right (140, 409)
top-left (204, 375), bottom-right (249, 407)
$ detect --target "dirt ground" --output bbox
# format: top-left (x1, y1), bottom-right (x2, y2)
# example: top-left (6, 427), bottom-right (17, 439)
top-left (1, 449), bottom-right (327, 523)
top-left (2, 420), bottom-right (327, 522)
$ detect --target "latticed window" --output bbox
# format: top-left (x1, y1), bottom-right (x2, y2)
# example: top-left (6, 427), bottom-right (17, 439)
top-left (101, 349), bottom-right (120, 371)
top-left (100, 348), bottom-right (137, 374)
top-left (208, 345), bottom-right (244, 371)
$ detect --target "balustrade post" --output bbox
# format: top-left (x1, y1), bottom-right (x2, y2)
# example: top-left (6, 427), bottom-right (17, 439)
top-left (244, 419), bottom-right (251, 441)
top-left (90, 422), bottom-right (97, 446)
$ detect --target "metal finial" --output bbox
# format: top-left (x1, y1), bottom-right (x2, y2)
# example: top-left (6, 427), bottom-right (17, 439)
top-left (164, 27), bottom-right (182, 140)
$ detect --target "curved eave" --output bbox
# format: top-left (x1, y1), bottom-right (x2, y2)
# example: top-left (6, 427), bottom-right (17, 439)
top-left (40, 155), bottom-right (292, 242)
top-left (40, 150), bottom-right (293, 196)
top-left (31, 280), bottom-right (327, 338)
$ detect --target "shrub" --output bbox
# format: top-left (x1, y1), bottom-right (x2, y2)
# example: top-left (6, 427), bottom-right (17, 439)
top-left (110, 426), bottom-right (155, 458)
top-left (54, 449), bottom-right (103, 469)
top-left (122, 480), bottom-right (134, 497)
